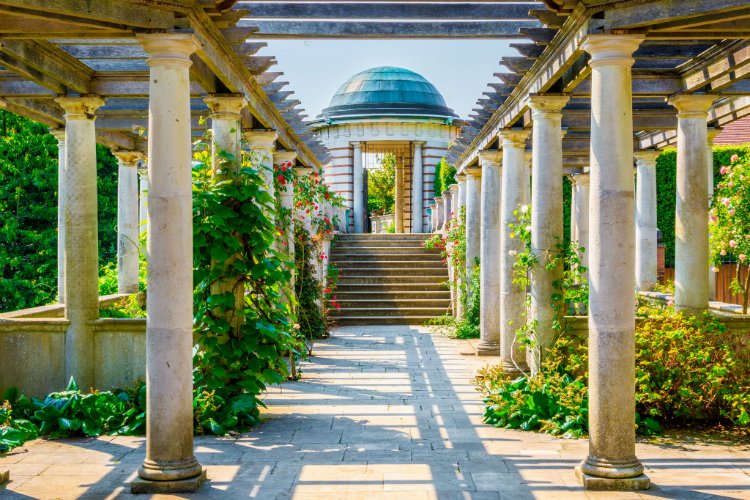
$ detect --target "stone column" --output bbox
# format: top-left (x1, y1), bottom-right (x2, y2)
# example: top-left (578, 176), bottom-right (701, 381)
top-left (428, 203), bottom-right (437, 232)
top-left (442, 189), bottom-right (452, 230)
top-left (523, 150), bottom-right (532, 205)
top-left (114, 151), bottom-right (145, 294)
top-left (245, 130), bottom-right (278, 205)
top-left (274, 150), bottom-right (298, 254)
top-left (527, 94), bottom-right (569, 373)
top-left (138, 166), bottom-right (149, 234)
top-left (570, 170), bottom-right (591, 282)
top-left (351, 141), bottom-right (364, 233)
top-left (412, 141), bottom-right (425, 233)
top-left (477, 150), bottom-right (502, 356)
top-left (134, 33), bottom-right (205, 493)
top-left (54, 95), bottom-right (105, 390)
top-left (668, 93), bottom-right (718, 313)
top-left (707, 127), bottom-right (721, 301)
top-left (50, 128), bottom-right (66, 304)
top-left (435, 196), bottom-right (445, 232)
top-left (395, 155), bottom-right (405, 233)
top-left (499, 130), bottom-right (530, 372)
top-left (205, 95), bottom-right (246, 176)
top-left (634, 150), bottom-right (660, 292)
top-left (578, 34), bottom-right (649, 490)
top-left (448, 184), bottom-right (459, 223)
top-left (448, 183), bottom-right (463, 317)
top-left (457, 172), bottom-right (467, 212)
top-left (465, 166), bottom-right (482, 280)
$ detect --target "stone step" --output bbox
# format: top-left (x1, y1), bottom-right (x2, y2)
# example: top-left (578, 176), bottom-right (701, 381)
top-left (335, 233), bottom-right (434, 241)
top-left (335, 283), bottom-right (448, 292)
top-left (334, 290), bottom-right (451, 300)
top-left (332, 298), bottom-right (451, 309)
top-left (338, 267), bottom-right (447, 278)
top-left (333, 260), bottom-right (447, 269)
top-left (332, 240), bottom-right (428, 248)
top-left (332, 316), bottom-right (436, 326)
top-left (330, 306), bottom-right (449, 318)
top-left (338, 276), bottom-right (447, 285)
top-left (329, 252), bottom-right (443, 262)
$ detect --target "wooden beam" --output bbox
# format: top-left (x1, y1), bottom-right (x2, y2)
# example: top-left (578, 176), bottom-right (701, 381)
top-left (604, 0), bottom-right (750, 30)
top-left (510, 42), bottom-right (544, 58)
top-left (0, 40), bottom-right (93, 94)
top-left (238, 2), bottom-right (541, 20)
top-left (682, 42), bottom-right (750, 92)
top-left (0, 0), bottom-right (175, 30)
top-left (238, 20), bottom-right (540, 39)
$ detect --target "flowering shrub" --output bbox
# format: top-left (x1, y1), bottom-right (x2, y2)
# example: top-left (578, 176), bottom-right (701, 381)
top-left (710, 152), bottom-right (750, 313)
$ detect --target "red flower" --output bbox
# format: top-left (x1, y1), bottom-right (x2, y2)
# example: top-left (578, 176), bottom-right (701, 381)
top-left (281, 166), bottom-right (287, 172)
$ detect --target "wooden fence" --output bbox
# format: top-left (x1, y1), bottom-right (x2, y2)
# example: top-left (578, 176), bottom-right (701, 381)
top-left (663, 263), bottom-right (749, 306)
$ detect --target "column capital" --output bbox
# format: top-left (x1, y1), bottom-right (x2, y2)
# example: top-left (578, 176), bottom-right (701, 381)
top-left (244, 129), bottom-right (277, 149)
top-left (581, 34), bottom-right (644, 68)
top-left (203, 94), bottom-right (246, 119)
top-left (456, 171), bottom-right (466, 181)
top-left (499, 128), bottom-right (530, 148)
top-left (273, 150), bottom-right (297, 166)
top-left (707, 127), bottom-right (723, 145)
top-left (113, 150), bottom-right (147, 167)
top-left (295, 166), bottom-right (314, 178)
top-left (464, 165), bottom-right (482, 178)
top-left (478, 149), bottom-right (502, 167)
top-left (55, 95), bottom-right (105, 120)
top-left (448, 183), bottom-right (459, 195)
top-left (351, 141), bottom-right (363, 149)
top-left (138, 166), bottom-right (149, 177)
top-left (668, 93), bottom-right (719, 117)
top-left (634, 149), bottom-right (661, 165)
top-left (413, 140), bottom-right (426, 146)
top-left (571, 170), bottom-right (590, 186)
top-left (527, 94), bottom-right (569, 115)
top-left (49, 127), bottom-right (65, 142)
top-left (137, 33), bottom-right (200, 66)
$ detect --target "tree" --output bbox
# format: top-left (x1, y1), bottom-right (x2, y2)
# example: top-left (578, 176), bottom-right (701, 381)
top-left (367, 153), bottom-right (396, 215)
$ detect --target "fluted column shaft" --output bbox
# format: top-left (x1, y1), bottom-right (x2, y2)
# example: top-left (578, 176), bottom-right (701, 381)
top-left (528, 94), bottom-right (569, 373)
top-left (477, 151), bottom-right (502, 356)
top-left (499, 130), bottom-right (530, 372)
top-left (55, 96), bottom-right (104, 390)
top-left (635, 151), bottom-right (660, 292)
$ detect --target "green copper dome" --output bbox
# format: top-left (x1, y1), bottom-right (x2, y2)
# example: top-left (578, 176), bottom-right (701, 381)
top-left (320, 66), bottom-right (457, 121)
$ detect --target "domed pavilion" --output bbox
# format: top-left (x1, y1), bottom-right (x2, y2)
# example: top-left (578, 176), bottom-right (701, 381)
top-left (313, 67), bottom-right (460, 233)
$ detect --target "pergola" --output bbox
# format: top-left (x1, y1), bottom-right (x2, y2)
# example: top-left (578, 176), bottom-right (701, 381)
top-left (1, 0), bottom-right (749, 494)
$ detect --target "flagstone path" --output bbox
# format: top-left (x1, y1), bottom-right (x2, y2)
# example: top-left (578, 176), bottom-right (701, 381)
top-left (1, 325), bottom-right (749, 499)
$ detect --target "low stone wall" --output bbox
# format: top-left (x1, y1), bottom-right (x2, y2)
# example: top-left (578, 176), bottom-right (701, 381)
top-left (0, 294), bottom-right (131, 320)
top-left (0, 315), bottom-right (146, 397)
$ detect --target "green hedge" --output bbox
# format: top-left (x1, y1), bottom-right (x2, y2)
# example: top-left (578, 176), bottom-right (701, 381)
top-left (656, 145), bottom-right (750, 267)
top-left (434, 158), bottom-right (456, 197)
top-left (0, 111), bottom-right (118, 312)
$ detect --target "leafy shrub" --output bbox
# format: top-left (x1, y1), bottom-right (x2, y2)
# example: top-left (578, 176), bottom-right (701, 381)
top-left (455, 264), bottom-right (480, 339)
top-left (295, 226), bottom-right (327, 340)
top-left (367, 153), bottom-right (395, 215)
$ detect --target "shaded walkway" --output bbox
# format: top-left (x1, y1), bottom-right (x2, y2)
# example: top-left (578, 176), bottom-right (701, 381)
top-left (1, 325), bottom-right (749, 498)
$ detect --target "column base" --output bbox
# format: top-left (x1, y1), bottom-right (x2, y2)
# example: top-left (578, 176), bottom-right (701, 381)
top-left (1, 469), bottom-right (9, 484)
top-left (501, 360), bottom-right (528, 375)
top-left (118, 285), bottom-right (140, 294)
top-left (576, 466), bottom-right (650, 491)
top-left (476, 341), bottom-right (500, 356)
top-left (131, 468), bottom-right (206, 494)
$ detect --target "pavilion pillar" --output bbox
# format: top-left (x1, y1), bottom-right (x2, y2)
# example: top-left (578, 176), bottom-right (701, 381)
top-left (464, 166), bottom-right (481, 280)
top-left (570, 170), bottom-right (590, 279)
top-left (435, 196), bottom-right (445, 232)
top-left (133, 33), bottom-right (205, 493)
top-left (55, 95), bottom-right (105, 390)
top-left (523, 150), bottom-right (532, 204)
top-left (138, 166), bottom-right (149, 235)
top-left (499, 129), bottom-right (530, 372)
top-left (634, 150), bottom-right (660, 292)
top-left (707, 127), bottom-right (721, 301)
top-left (457, 172), bottom-right (466, 212)
top-left (50, 128), bottom-right (66, 304)
top-left (395, 155), bottom-right (405, 233)
top-left (578, 34), bottom-right (649, 490)
top-left (205, 95), bottom-right (246, 176)
top-left (448, 183), bottom-right (462, 317)
top-left (668, 93), bottom-right (718, 313)
top-left (351, 141), bottom-right (364, 233)
top-left (113, 151), bottom-right (145, 294)
top-left (477, 150), bottom-right (502, 356)
top-left (274, 150), bottom-right (298, 255)
top-left (412, 141), bottom-right (425, 233)
top-left (245, 130), bottom-right (278, 215)
top-left (442, 189), bottom-right (452, 230)
top-left (528, 94), bottom-right (569, 373)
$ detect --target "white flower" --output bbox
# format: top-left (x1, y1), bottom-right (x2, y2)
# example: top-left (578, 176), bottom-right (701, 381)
top-left (525, 225), bottom-right (532, 233)
top-left (509, 250), bottom-right (518, 256)
top-left (520, 205), bottom-right (529, 213)
top-left (293, 323), bottom-right (301, 330)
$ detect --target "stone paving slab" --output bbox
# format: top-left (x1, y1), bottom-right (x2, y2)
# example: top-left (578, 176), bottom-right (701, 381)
top-left (1, 325), bottom-right (749, 499)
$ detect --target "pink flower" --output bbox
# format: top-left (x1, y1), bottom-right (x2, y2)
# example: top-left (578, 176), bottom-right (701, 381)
top-left (741, 254), bottom-right (747, 262)
top-left (712, 266), bottom-right (720, 273)
top-left (722, 197), bottom-right (731, 207)
top-left (730, 240), bottom-right (738, 248)
top-left (731, 154), bottom-right (739, 163)
top-left (729, 209), bottom-right (736, 216)
top-left (711, 215), bottom-right (718, 222)
top-left (721, 249), bottom-right (727, 256)
top-left (720, 166), bottom-right (730, 175)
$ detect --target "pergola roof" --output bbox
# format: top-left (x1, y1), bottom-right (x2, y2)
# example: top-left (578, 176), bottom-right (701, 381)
top-left (446, 0), bottom-right (750, 169)
top-left (0, 0), bottom-right (329, 166)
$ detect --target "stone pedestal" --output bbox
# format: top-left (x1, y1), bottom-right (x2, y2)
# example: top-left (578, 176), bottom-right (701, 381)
top-left (579, 34), bottom-right (649, 491)
top-left (464, 166), bottom-right (482, 282)
top-left (428, 203), bottom-right (437, 232)
top-left (435, 196), bottom-right (445, 232)
top-left (50, 128), bottom-right (66, 304)
top-left (134, 32), bottom-right (204, 494)
top-left (499, 130), bottom-right (530, 373)
top-left (0, 469), bottom-right (7, 484)
top-left (442, 190), bottom-right (452, 231)
top-left (55, 95), bottom-right (105, 390)
top-left (477, 151), bottom-right (502, 356)
top-left (528, 94), bottom-right (569, 374)
top-left (634, 150), bottom-right (660, 292)
top-left (668, 93), bottom-right (718, 313)
top-left (352, 142), bottom-right (364, 233)
top-left (114, 151), bottom-right (145, 294)
top-left (412, 141), bottom-right (425, 233)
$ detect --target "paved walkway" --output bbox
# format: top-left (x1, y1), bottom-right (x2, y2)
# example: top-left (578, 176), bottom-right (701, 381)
top-left (1, 325), bottom-right (749, 499)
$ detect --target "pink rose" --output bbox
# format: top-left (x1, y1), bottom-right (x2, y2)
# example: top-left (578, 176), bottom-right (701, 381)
top-left (740, 254), bottom-right (747, 262)
top-left (711, 215), bottom-right (719, 222)
top-left (722, 197), bottom-right (731, 207)
top-left (721, 249), bottom-right (727, 256)
top-left (720, 166), bottom-right (729, 175)
top-left (729, 209), bottom-right (736, 216)
top-left (730, 240), bottom-right (738, 248)
top-left (731, 154), bottom-right (739, 163)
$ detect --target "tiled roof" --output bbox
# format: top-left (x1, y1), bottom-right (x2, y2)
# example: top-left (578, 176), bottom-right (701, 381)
top-left (716, 116), bottom-right (750, 145)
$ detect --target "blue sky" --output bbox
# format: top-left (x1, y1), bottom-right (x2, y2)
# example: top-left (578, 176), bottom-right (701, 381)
top-left (259, 39), bottom-right (517, 120)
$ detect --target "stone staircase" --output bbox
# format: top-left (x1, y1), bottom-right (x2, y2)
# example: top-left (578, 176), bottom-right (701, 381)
top-left (328, 233), bottom-right (451, 325)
